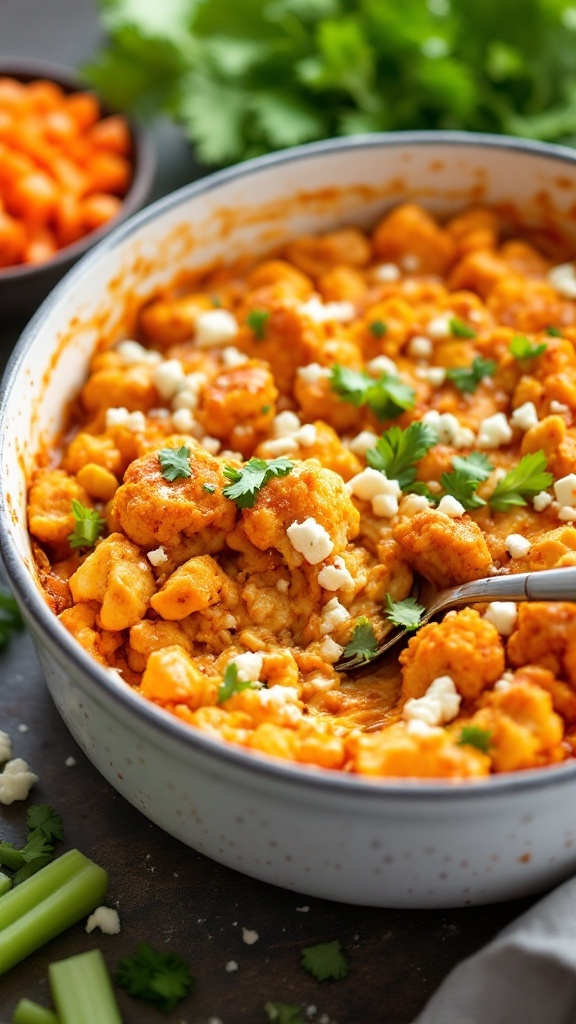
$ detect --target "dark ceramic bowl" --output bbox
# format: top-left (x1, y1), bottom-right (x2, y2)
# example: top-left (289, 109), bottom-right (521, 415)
top-left (0, 58), bottom-right (155, 325)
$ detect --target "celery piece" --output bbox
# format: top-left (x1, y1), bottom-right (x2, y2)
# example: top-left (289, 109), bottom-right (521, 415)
top-left (0, 849), bottom-right (107, 975)
top-left (0, 871), bottom-right (11, 896)
top-left (49, 949), bottom-right (122, 1024)
top-left (12, 998), bottom-right (59, 1024)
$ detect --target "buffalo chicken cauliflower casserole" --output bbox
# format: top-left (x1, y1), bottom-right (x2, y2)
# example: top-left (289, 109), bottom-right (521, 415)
top-left (28, 202), bottom-right (576, 779)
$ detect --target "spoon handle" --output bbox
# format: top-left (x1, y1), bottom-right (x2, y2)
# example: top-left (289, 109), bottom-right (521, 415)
top-left (427, 566), bottom-right (576, 618)
top-left (525, 565), bottom-right (576, 601)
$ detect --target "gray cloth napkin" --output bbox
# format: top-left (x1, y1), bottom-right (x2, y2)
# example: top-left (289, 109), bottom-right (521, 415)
top-left (414, 876), bottom-right (576, 1024)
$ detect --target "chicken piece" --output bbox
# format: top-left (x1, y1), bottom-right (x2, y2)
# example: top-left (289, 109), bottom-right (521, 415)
top-left (140, 292), bottom-right (214, 347)
top-left (372, 203), bottom-right (456, 276)
top-left (486, 276), bottom-right (574, 333)
top-left (63, 433), bottom-right (123, 476)
top-left (140, 646), bottom-right (218, 708)
top-left (400, 608), bottom-right (505, 702)
top-left (199, 360), bottom-right (277, 453)
top-left (317, 265), bottom-right (367, 304)
top-left (234, 293), bottom-right (326, 393)
top-left (513, 665), bottom-right (576, 724)
top-left (241, 459), bottom-right (360, 569)
top-left (58, 604), bottom-right (122, 666)
top-left (245, 259), bottom-right (313, 298)
top-left (507, 603), bottom-right (576, 686)
top-left (349, 722), bottom-right (489, 778)
top-left (28, 470), bottom-right (91, 546)
top-left (520, 415), bottom-right (576, 478)
top-left (80, 366), bottom-right (157, 414)
top-left (529, 527), bottom-right (576, 571)
top-left (129, 618), bottom-right (194, 659)
top-left (69, 532), bottom-right (156, 631)
top-left (284, 228), bottom-right (371, 278)
top-left (445, 207), bottom-right (500, 255)
top-left (112, 439), bottom-right (236, 549)
top-left (393, 509), bottom-right (493, 589)
top-left (468, 681), bottom-right (564, 772)
top-left (150, 554), bottom-right (227, 621)
top-left (448, 250), bottom-right (510, 299)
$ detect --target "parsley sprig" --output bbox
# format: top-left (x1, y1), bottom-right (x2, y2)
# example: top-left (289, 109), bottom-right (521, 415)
top-left (457, 725), bottom-right (492, 753)
top-left (0, 804), bottom-right (64, 886)
top-left (68, 500), bottom-right (106, 550)
top-left (114, 943), bottom-right (194, 1014)
top-left (217, 663), bottom-right (258, 704)
top-left (300, 940), bottom-right (348, 982)
top-left (158, 445), bottom-right (192, 481)
top-left (339, 616), bottom-right (378, 669)
top-left (489, 451), bottom-right (553, 512)
top-left (366, 421), bottom-right (437, 490)
top-left (446, 356), bottom-right (496, 394)
top-left (265, 1003), bottom-right (306, 1024)
top-left (330, 364), bottom-right (415, 421)
top-left (441, 469), bottom-right (486, 510)
top-left (449, 317), bottom-right (477, 339)
top-left (452, 452), bottom-right (494, 482)
top-left (509, 335), bottom-right (547, 360)
top-left (223, 457), bottom-right (293, 509)
top-left (385, 594), bottom-right (425, 632)
top-left (0, 589), bottom-right (24, 648)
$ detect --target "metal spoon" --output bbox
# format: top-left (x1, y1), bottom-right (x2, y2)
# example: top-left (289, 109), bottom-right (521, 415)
top-left (338, 566), bottom-right (576, 673)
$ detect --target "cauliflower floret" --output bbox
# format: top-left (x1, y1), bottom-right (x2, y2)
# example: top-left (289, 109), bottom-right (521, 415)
top-left (241, 460), bottom-right (359, 569)
top-left (140, 646), bottom-right (218, 708)
top-left (112, 439), bottom-right (236, 549)
top-left (150, 554), bottom-right (227, 620)
top-left (468, 680), bottom-right (564, 772)
top-left (400, 608), bottom-right (505, 702)
top-left (200, 360), bottom-right (277, 453)
top-left (69, 533), bottom-right (156, 631)
top-left (140, 293), bottom-right (213, 347)
top-left (349, 722), bottom-right (489, 778)
top-left (529, 527), bottom-right (576, 570)
top-left (28, 470), bottom-right (91, 546)
top-left (372, 203), bottom-right (456, 276)
top-left (81, 366), bottom-right (157, 414)
top-left (393, 509), bottom-right (493, 588)
top-left (507, 603), bottom-right (576, 686)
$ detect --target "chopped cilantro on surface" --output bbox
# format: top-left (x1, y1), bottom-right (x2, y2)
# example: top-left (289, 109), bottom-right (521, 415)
top-left (217, 663), bottom-right (257, 704)
top-left (247, 309), bottom-right (270, 340)
top-left (0, 804), bottom-right (64, 887)
top-left (451, 452), bottom-right (494, 482)
top-left (340, 616), bottom-right (378, 669)
top-left (441, 468), bottom-right (486, 510)
top-left (366, 421), bottom-right (437, 490)
top-left (385, 594), bottom-right (425, 632)
top-left (329, 364), bottom-right (415, 421)
top-left (369, 319), bottom-right (387, 338)
top-left (457, 726), bottom-right (492, 753)
top-left (202, 482), bottom-right (216, 493)
top-left (446, 356), bottom-right (496, 394)
top-left (489, 451), bottom-right (553, 512)
top-left (0, 589), bottom-right (24, 648)
top-left (449, 317), bottom-right (477, 339)
top-left (265, 1003), bottom-right (307, 1024)
top-left (509, 335), bottom-right (547, 360)
top-left (114, 942), bottom-right (194, 1014)
top-left (158, 445), bottom-right (192, 482)
top-left (223, 457), bottom-right (293, 508)
top-left (546, 326), bottom-right (563, 337)
top-left (68, 500), bottom-right (106, 550)
top-left (300, 940), bottom-right (348, 982)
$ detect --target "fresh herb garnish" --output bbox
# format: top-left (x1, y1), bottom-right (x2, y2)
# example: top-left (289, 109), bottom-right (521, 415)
top-left (340, 616), bottom-right (378, 669)
top-left (265, 1003), bottom-right (306, 1024)
top-left (440, 469), bottom-right (486, 510)
top-left (0, 589), bottom-right (24, 648)
top-left (385, 594), bottom-right (425, 632)
top-left (68, 500), bottom-right (106, 550)
top-left (446, 356), bottom-right (496, 394)
top-left (223, 457), bottom-right (293, 509)
top-left (509, 335), bottom-right (547, 360)
top-left (452, 452), bottom-right (494, 482)
top-left (158, 445), bottom-right (192, 482)
top-left (300, 940), bottom-right (348, 982)
top-left (202, 483), bottom-right (216, 493)
top-left (489, 451), bottom-right (553, 512)
top-left (114, 943), bottom-right (195, 1014)
top-left (457, 725), bottom-right (492, 753)
top-left (449, 317), bottom-right (477, 339)
top-left (366, 421), bottom-right (437, 491)
top-left (217, 663), bottom-right (258, 704)
top-left (369, 319), bottom-right (387, 338)
top-left (247, 309), bottom-right (270, 340)
top-left (546, 326), bottom-right (563, 337)
top-left (261, 404), bottom-right (272, 414)
top-left (26, 804), bottom-right (65, 843)
top-left (330, 364), bottom-right (415, 421)
top-left (0, 804), bottom-right (64, 887)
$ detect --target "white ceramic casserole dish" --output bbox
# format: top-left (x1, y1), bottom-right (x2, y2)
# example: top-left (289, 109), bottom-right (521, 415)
top-left (3, 132), bottom-right (576, 909)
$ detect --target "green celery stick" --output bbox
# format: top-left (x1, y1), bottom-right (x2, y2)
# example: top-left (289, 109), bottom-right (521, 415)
top-left (0, 850), bottom-right (107, 974)
top-left (49, 949), bottom-right (122, 1024)
top-left (12, 998), bottom-right (59, 1024)
top-left (0, 872), bottom-right (11, 896)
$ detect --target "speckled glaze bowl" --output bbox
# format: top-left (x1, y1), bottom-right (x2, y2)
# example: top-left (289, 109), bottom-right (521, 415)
top-left (3, 133), bottom-right (576, 909)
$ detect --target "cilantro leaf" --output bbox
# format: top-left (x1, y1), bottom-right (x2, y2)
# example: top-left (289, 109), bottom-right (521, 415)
top-left (449, 317), bottom-right (477, 339)
top-left (26, 805), bottom-right (64, 843)
top-left (68, 500), bottom-right (106, 550)
top-left (452, 452), bottom-right (494, 482)
top-left (366, 421), bottom-right (437, 490)
top-left (114, 942), bottom-right (194, 1014)
top-left (217, 663), bottom-right (258, 704)
top-left (509, 335), bottom-right (547, 360)
top-left (158, 446), bottom-right (192, 482)
top-left (300, 939), bottom-right (348, 981)
top-left (369, 319), bottom-right (387, 338)
top-left (385, 594), bottom-right (425, 632)
top-left (203, 483), bottom-right (216, 493)
top-left (446, 356), bottom-right (496, 394)
top-left (329, 364), bottom-right (415, 421)
top-left (489, 451), bottom-right (553, 512)
top-left (265, 1003), bottom-right (307, 1024)
top-left (340, 616), bottom-right (378, 669)
top-left (546, 326), bottom-right (563, 337)
top-left (0, 588), bottom-right (24, 648)
top-left (247, 309), bottom-right (270, 340)
top-left (223, 457), bottom-right (293, 508)
top-left (441, 469), bottom-right (486, 511)
top-left (457, 725), bottom-right (492, 753)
